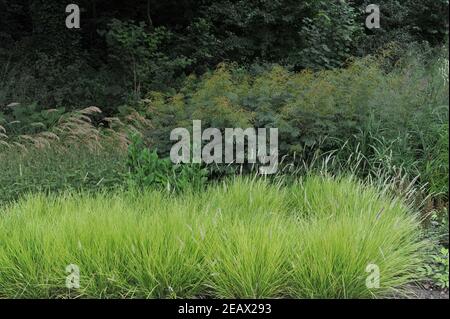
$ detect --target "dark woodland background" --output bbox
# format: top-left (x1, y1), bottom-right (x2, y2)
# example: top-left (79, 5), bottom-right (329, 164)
top-left (1, 0), bottom-right (448, 110)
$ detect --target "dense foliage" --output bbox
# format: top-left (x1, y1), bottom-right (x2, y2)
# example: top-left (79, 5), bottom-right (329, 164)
top-left (1, 0), bottom-right (448, 108)
top-left (1, 47), bottom-right (448, 203)
top-left (139, 46), bottom-right (449, 198)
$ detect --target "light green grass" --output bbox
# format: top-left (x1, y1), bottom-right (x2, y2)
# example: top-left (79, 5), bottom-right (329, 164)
top-left (0, 176), bottom-right (426, 299)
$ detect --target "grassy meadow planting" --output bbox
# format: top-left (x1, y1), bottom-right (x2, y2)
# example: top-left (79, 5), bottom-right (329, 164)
top-left (0, 48), bottom-right (448, 299)
top-left (0, 177), bottom-right (426, 299)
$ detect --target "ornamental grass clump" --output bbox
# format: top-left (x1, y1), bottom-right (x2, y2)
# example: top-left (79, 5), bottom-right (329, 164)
top-left (0, 176), bottom-right (426, 298)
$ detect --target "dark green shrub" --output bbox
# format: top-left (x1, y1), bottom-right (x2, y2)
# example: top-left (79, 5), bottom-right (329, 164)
top-left (291, 1), bottom-right (362, 69)
top-left (102, 19), bottom-right (191, 100)
top-left (127, 134), bottom-right (207, 192)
